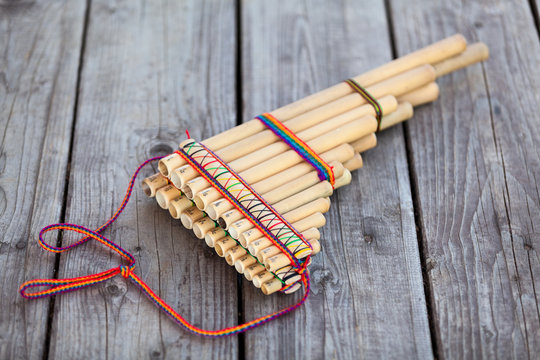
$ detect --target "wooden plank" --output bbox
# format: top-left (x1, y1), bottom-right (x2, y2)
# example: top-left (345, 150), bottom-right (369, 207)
top-left (240, 1), bottom-right (433, 358)
top-left (48, 1), bottom-right (239, 358)
top-left (0, 1), bottom-right (86, 359)
top-left (389, 0), bottom-right (540, 357)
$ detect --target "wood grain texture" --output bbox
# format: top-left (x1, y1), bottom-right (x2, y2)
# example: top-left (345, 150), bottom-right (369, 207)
top-left (240, 1), bottom-right (432, 358)
top-left (389, 0), bottom-right (540, 358)
top-left (0, 1), bottom-right (86, 359)
top-left (48, 1), bottom-right (239, 359)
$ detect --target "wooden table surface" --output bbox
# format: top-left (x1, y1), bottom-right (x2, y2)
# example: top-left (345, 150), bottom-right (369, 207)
top-left (1, 0), bottom-right (539, 359)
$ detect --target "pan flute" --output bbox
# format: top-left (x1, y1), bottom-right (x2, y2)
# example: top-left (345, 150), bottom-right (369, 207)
top-left (141, 34), bottom-right (489, 296)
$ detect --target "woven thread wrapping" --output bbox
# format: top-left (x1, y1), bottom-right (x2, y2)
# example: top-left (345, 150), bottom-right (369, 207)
top-left (176, 140), bottom-right (312, 276)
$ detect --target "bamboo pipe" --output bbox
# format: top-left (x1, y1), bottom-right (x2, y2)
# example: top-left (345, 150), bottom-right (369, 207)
top-left (234, 227), bottom-right (320, 274)
top-left (216, 166), bottom-right (340, 230)
top-left (226, 237), bottom-right (320, 268)
top-left (229, 180), bottom-right (334, 241)
top-left (141, 174), bottom-right (168, 197)
top-left (379, 102), bottom-right (414, 131)
top-left (205, 228), bottom-right (226, 248)
top-left (433, 42), bottom-right (488, 77)
top-left (155, 185), bottom-right (182, 209)
top-left (169, 196), bottom-right (193, 219)
top-left (351, 133), bottom-right (377, 153)
top-left (198, 143), bottom-right (354, 219)
top-left (167, 92), bottom-right (392, 185)
top-left (235, 170), bottom-right (350, 245)
top-left (180, 207), bottom-right (205, 229)
top-left (159, 38), bottom-right (484, 179)
top-left (224, 97), bottom-right (397, 174)
top-left (162, 64), bottom-right (435, 180)
top-left (397, 82), bottom-right (439, 107)
top-left (144, 85), bottom-right (431, 204)
top-left (242, 212), bottom-right (326, 281)
top-left (343, 153), bottom-right (363, 172)
top-left (197, 34), bottom-right (466, 151)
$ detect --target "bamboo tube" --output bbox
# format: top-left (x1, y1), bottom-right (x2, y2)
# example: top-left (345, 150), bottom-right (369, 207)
top-left (203, 143), bottom-right (354, 219)
top-left (197, 34), bottom-right (466, 152)
top-left (244, 263), bottom-right (266, 281)
top-left (174, 65), bottom-right (435, 178)
top-left (224, 245), bottom-right (247, 266)
top-left (226, 97), bottom-right (397, 174)
top-left (343, 153), bottom-right (363, 171)
top-left (379, 102), bottom-right (414, 131)
top-left (351, 133), bottom-right (377, 153)
top-left (141, 173), bottom-right (168, 197)
top-left (192, 217), bottom-right (217, 239)
top-left (158, 37), bottom-right (480, 180)
top-left (240, 211), bottom-right (326, 249)
top-left (234, 227), bottom-right (320, 274)
top-left (179, 207), bottom-right (205, 229)
top-left (217, 166), bottom-right (338, 230)
top-left (214, 236), bottom-right (237, 257)
top-left (155, 185), bottom-right (182, 209)
top-left (238, 118), bottom-right (378, 185)
top-left (397, 82), bottom-right (439, 107)
top-left (162, 63), bottom-right (434, 182)
top-left (205, 228), bottom-right (226, 248)
top-left (168, 196), bottom-right (193, 219)
top-left (196, 161), bottom-right (343, 215)
top-left (230, 181), bottom-right (333, 241)
top-left (433, 42), bottom-right (488, 77)
top-left (235, 198), bottom-right (330, 248)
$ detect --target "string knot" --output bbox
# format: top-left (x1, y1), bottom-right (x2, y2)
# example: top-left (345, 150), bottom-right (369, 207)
top-left (120, 265), bottom-right (132, 278)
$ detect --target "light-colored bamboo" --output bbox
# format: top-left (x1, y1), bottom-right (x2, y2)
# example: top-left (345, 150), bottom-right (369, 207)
top-left (397, 82), bottom-right (439, 107)
top-left (433, 42), bottom-right (488, 77)
top-left (217, 167), bottom-right (338, 230)
top-left (351, 133), bottom-right (377, 153)
top-left (179, 207), bottom-right (205, 229)
top-left (234, 226), bottom-right (319, 273)
top-left (155, 185), bottom-right (181, 209)
top-left (141, 173), bottom-right (168, 197)
top-left (214, 236), bottom-right (237, 257)
top-left (192, 217), bottom-right (217, 239)
top-left (205, 228), bottom-right (227, 248)
top-left (161, 64), bottom-right (435, 179)
top-left (379, 102), bottom-right (414, 131)
top-left (230, 180), bottom-right (334, 241)
top-left (240, 210), bottom-right (327, 249)
top-left (343, 153), bottom-right (363, 171)
top-left (196, 161), bottom-right (343, 215)
top-left (168, 196), bottom-right (193, 219)
top-left (235, 198), bottom-right (330, 250)
top-left (198, 34), bottom-right (466, 152)
top-left (201, 143), bottom-right (354, 219)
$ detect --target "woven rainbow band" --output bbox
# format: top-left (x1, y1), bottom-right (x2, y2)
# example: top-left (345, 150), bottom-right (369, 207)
top-left (256, 113), bottom-right (335, 186)
top-left (176, 140), bottom-right (312, 271)
top-left (344, 78), bottom-right (383, 131)
top-left (19, 156), bottom-right (311, 337)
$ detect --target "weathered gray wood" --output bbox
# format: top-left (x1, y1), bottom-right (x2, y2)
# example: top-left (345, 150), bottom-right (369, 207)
top-left (240, 1), bottom-right (432, 358)
top-left (48, 1), bottom-right (239, 359)
top-left (0, 1), bottom-right (87, 359)
top-left (390, 0), bottom-right (540, 358)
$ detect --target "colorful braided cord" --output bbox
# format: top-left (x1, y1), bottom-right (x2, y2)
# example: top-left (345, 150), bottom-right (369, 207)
top-left (344, 78), bottom-right (383, 131)
top-left (176, 140), bottom-right (312, 272)
top-left (19, 156), bottom-right (310, 337)
top-left (256, 113), bottom-right (335, 186)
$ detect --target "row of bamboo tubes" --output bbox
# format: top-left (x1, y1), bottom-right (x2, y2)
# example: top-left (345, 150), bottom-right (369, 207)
top-left (141, 34), bottom-right (489, 295)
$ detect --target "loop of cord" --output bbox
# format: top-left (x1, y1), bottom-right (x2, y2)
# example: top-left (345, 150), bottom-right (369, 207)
top-left (18, 156), bottom-right (310, 337)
